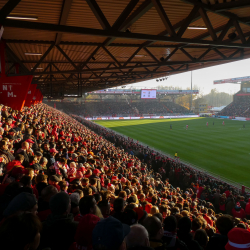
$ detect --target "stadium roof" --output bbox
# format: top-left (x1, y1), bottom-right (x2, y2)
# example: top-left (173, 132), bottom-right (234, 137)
top-left (214, 76), bottom-right (250, 84)
top-left (1, 0), bottom-right (250, 98)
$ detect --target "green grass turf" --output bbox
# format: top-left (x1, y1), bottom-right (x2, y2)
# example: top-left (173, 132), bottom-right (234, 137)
top-left (95, 118), bottom-right (250, 187)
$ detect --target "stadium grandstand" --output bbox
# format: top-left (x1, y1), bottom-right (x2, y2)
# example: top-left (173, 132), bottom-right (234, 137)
top-left (1, 0), bottom-right (250, 250)
top-left (216, 77), bottom-right (250, 119)
top-left (214, 76), bottom-right (250, 120)
top-left (46, 99), bottom-right (190, 116)
top-left (45, 88), bottom-right (194, 117)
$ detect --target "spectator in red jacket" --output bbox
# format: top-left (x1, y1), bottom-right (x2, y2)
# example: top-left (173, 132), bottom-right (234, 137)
top-left (5, 154), bottom-right (25, 172)
top-left (232, 202), bottom-right (246, 219)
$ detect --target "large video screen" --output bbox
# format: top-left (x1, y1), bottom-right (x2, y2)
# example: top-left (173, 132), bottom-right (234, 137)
top-left (141, 89), bottom-right (157, 99)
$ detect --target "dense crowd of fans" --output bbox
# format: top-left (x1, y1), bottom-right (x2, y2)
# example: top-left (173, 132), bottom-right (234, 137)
top-left (46, 100), bottom-right (189, 117)
top-left (0, 103), bottom-right (250, 250)
top-left (219, 95), bottom-right (250, 117)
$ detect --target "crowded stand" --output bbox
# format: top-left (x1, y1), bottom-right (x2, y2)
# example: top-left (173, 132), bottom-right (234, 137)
top-left (130, 101), bottom-right (188, 115)
top-left (46, 100), bottom-right (189, 117)
top-left (0, 103), bottom-right (250, 250)
top-left (219, 94), bottom-right (250, 118)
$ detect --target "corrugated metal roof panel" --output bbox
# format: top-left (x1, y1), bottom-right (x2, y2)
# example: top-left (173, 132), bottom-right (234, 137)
top-left (3, 28), bottom-right (56, 41)
top-left (228, 6), bottom-right (250, 18)
top-left (66, 0), bottom-right (103, 29)
top-left (103, 46), bottom-right (143, 62)
top-left (0, 0), bottom-right (62, 24)
top-left (96, 0), bottom-right (132, 27)
top-left (60, 33), bottom-right (106, 43)
top-left (2, 0), bottom-right (250, 92)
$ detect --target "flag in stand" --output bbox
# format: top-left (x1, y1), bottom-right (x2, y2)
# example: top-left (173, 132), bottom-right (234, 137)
top-left (54, 103), bottom-right (56, 109)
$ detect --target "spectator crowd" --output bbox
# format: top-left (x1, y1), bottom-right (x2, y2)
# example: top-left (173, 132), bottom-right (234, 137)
top-left (47, 100), bottom-right (189, 117)
top-left (0, 103), bottom-right (250, 250)
top-left (219, 95), bottom-right (250, 117)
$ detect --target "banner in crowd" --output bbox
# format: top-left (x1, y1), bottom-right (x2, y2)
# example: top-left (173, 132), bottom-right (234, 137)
top-left (25, 84), bottom-right (37, 107)
top-left (0, 75), bottom-right (33, 110)
top-left (83, 115), bottom-right (199, 120)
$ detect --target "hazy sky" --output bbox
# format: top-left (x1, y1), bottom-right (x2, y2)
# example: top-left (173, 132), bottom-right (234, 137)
top-left (119, 58), bottom-right (250, 95)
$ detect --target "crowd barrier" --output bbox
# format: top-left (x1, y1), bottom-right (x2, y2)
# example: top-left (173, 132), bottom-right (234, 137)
top-left (83, 115), bottom-right (199, 120)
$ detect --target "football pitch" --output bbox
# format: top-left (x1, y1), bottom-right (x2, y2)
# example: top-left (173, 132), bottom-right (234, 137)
top-left (95, 118), bottom-right (250, 187)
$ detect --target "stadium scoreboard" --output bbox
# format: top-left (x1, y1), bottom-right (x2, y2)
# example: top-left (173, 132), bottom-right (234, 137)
top-left (141, 89), bottom-right (157, 99)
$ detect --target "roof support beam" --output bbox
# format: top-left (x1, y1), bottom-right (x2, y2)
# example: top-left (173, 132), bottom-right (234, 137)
top-left (180, 48), bottom-right (195, 61)
top-left (198, 48), bottom-right (211, 60)
top-left (31, 44), bottom-right (54, 73)
top-left (123, 47), bottom-right (142, 67)
top-left (181, 0), bottom-right (250, 28)
top-left (103, 0), bottom-right (139, 46)
top-left (143, 47), bottom-right (159, 62)
top-left (4, 19), bottom-right (250, 48)
top-left (177, 6), bottom-right (200, 38)
top-left (86, 0), bottom-right (110, 29)
top-left (199, 7), bottom-right (217, 41)
top-left (119, 0), bottom-right (153, 32)
top-left (5, 44), bottom-right (29, 73)
top-left (102, 46), bottom-right (121, 67)
top-left (142, 7), bottom-right (201, 47)
top-left (15, 56), bottom-right (244, 77)
top-left (229, 48), bottom-right (242, 58)
top-left (33, 63), bottom-right (51, 82)
top-left (56, 45), bottom-right (78, 70)
top-left (85, 65), bottom-right (103, 80)
top-left (0, 0), bottom-right (22, 24)
top-left (233, 20), bottom-right (246, 43)
top-left (79, 46), bottom-right (101, 70)
top-left (98, 62), bottom-right (112, 77)
top-left (152, 0), bottom-right (176, 37)
top-left (7, 39), bottom-right (243, 49)
top-left (213, 48), bottom-right (227, 59)
top-left (218, 19), bottom-right (233, 41)
top-left (164, 48), bottom-right (178, 62)
top-left (55, 0), bottom-right (73, 45)
top-left (51, 62), bottom-right (72, 82)
top-left (112, 0), bottom-right (140, 31)
top-left (65, 46), bottom-right (101, 83)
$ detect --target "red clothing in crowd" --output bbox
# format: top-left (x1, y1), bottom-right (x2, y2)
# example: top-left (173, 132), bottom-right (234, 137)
top-left (203, 214), bottom-right (213, 226)
top-left (6, 160), bottom-right (24, 172)
top-left (232, 208), bottom-right (246, 219)
top-left (197, 186), bottom-right (204, 199)
top-left (225, 190), bottom-right (230, 198)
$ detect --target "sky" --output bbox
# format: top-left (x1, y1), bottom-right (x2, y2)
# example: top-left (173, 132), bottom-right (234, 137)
top-left (118, 58), bottom-right (250, 95)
